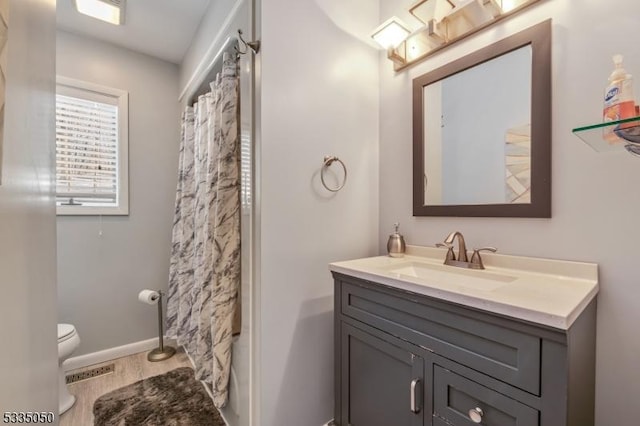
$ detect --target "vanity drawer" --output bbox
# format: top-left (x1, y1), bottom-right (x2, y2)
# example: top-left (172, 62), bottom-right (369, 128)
top-left (433, 365), bottom-right (539, 426)
top-left (340, 280), bottom-right (541, 394)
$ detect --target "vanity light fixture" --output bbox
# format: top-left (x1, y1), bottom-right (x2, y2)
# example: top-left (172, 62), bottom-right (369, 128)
top-left (378, 0), bottom-right (541, 71)
top-left (371, 17), bottom-right (412, 66)
top-left (371, 17), bottom-right (411, 50)
top-left (481, 0), bottom-right (524, 17)
top-left (410, 0), bottom-right (455, 24)
top-left (500, 0), bottom-right (519, 12)
top-left (73, 0), bottom-right (126, 26)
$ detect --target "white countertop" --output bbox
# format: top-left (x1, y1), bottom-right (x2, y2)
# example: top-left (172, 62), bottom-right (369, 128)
top-left (329, 245), bottom-right (599, 330)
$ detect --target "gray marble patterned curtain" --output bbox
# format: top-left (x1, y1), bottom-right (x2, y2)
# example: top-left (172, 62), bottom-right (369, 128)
top-left (166, 53), bottom-right (240, 409)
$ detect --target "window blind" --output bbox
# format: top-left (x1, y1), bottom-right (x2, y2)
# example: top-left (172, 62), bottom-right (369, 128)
top-left (55, 94), bottom-right (119, 206)
top-left (240, 132), bottom-right (251, 211)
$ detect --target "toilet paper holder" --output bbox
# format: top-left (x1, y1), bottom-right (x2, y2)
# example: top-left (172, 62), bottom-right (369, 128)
top-left (139, 289), bottom-right (176, 362)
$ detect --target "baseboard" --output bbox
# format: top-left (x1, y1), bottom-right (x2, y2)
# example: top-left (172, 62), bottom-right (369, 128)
top-left (63, 337), bottom-right (173, 372)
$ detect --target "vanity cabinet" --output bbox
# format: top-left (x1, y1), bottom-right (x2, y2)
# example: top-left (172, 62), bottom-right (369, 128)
top-left (341, 323), bottom-right (425, 426)
top-left (333, 272), bottom-right (596, 426)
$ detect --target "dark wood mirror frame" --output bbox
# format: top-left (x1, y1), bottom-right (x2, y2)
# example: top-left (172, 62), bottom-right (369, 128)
top-left (413, 19), bottom-right (551, 218)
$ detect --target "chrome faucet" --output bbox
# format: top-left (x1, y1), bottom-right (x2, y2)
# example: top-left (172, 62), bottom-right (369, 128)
top-left (444, 231), bottom-right (468, 262)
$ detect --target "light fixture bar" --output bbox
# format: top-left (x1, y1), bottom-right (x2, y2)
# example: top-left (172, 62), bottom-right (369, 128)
top-left (482, 0), bottom-right (503, 18)
top-left (387, 45), bottom-right (407, 66)
top-left (73, 0), bottom-right (126, 26)
top-left (426, 19), bottom-right (446, 45)
top-left (378, 0), bottom-right (542, 72)
top-left (410, 0), bottom-right (455, 25)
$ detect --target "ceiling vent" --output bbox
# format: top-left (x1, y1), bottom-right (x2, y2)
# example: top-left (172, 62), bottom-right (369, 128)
top-left (73, 0), bottom-right (126, 26)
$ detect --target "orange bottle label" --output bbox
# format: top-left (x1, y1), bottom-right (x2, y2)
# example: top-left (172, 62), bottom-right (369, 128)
top-left (604, 100), bottom-right (635, 122)
top-left (603, 101), bottom-right (637, 143)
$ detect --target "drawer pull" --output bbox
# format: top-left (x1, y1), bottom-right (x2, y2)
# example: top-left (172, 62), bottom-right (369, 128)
top-left (410, 378), bottom-right (421, 413)
top-left (468, 407), bottom-right (484, 423)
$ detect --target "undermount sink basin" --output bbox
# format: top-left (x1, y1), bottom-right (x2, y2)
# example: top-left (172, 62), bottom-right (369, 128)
top-left (378, 260), bottom-right (517, 291)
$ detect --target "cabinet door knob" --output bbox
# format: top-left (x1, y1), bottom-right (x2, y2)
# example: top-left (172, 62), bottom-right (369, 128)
top-left (468, 407), bottom-right (484, 423)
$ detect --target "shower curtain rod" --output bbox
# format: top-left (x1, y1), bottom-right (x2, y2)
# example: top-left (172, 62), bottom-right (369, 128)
top-left (188, 36), bottom-right (239, 106)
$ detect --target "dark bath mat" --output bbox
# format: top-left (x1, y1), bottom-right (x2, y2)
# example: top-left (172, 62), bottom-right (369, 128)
top-left (93, 367), bottom-right (225, 426)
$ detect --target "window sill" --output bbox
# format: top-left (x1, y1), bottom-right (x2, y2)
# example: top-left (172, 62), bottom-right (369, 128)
top-left (56, 205), bottom-right (129, 216)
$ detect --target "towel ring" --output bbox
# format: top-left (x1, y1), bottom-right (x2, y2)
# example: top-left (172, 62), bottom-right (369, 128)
top-left (321, 156), bottom-right (347, 192)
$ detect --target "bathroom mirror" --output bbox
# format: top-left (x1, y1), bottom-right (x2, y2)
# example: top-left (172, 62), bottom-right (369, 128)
top-left (413, 19), bottom-right (551, 217)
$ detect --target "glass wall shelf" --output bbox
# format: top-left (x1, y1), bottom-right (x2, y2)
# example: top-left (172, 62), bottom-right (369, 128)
top-left (572, 116), bottom-right (640, 155)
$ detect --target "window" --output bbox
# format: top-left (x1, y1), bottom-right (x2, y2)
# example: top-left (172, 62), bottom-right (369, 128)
top-left (240, 132), bottom-right (251, 213)
top-left (55, 77), bottom-right (129, 215)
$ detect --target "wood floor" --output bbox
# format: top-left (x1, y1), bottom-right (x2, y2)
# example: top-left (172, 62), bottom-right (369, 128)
top-left (60, 348), bottom-right (192, 426)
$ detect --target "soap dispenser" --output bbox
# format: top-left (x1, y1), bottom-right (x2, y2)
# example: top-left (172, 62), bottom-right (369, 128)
top-left (387, 222), bottom-right (406, 258)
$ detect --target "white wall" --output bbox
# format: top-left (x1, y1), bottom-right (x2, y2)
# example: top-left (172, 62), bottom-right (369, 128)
top-left (258, 0), bottom-right (380, 424)
top-left (56, 31), bottom-right (181, 356)
top-left (379, 1), bottom-right (640, 424)
top-left (0, 0), bottom-right (57, 415)
top-left (179, 0), bottom-right (241, 97)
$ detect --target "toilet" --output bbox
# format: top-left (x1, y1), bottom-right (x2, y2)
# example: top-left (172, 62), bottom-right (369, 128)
top-left (58, 324), bottom-right (80, 415)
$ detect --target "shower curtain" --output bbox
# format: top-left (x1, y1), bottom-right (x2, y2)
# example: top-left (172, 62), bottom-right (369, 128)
top-left (166, 54), bottom-right (240, 409)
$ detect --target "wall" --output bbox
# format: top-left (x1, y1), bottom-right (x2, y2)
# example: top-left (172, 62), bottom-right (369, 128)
top-left (258, 0), bottom-right (380, 424)
top-left (0, 0), bottom-right (57, 415)
top-left (56, 31), bottom-right (180, 356)
top-left (179, 0), bottom-right (241, 98)
top-left (379, 0), bottom-right (640, 424)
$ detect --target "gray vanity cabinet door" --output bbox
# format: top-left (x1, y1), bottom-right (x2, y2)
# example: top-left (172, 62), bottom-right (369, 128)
top-left (433, 365), bottom-right (539, 426)
top-left (341, 323), bottom-right (425, 426)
